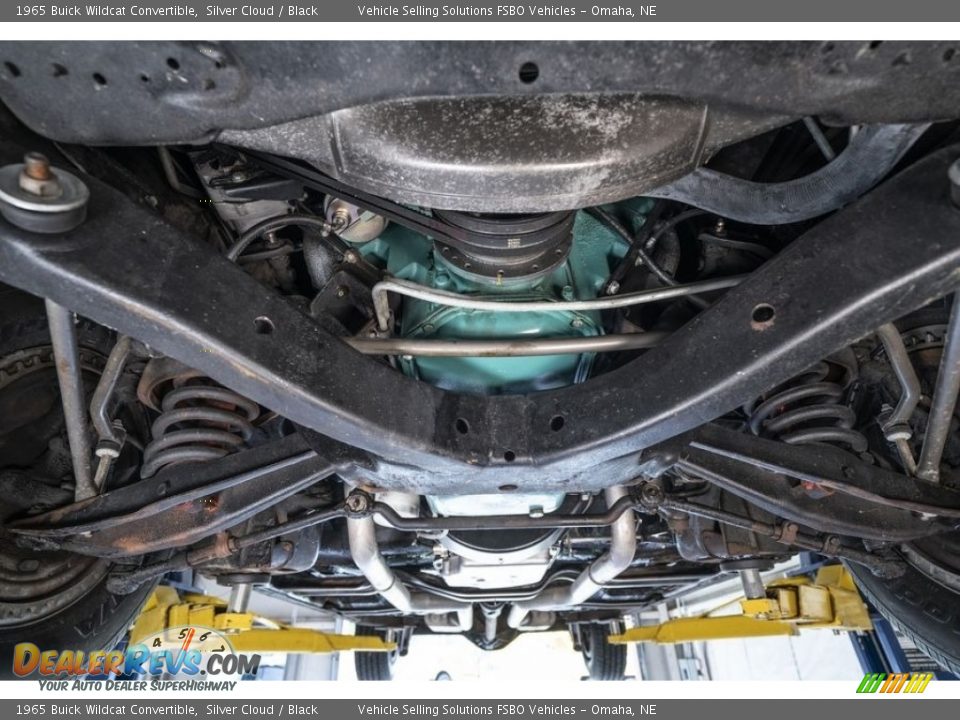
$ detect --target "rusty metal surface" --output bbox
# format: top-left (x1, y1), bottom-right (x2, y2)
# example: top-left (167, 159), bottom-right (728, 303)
top-left (9, 434), bottom-right (337, 557)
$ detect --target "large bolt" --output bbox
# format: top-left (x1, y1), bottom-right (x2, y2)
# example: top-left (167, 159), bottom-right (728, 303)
top-left (331, 206), bottom-right (351, 230)
top-left (18, 152), bottom-right (62, 199)
top-left (950, 158), bottom-right (960, 208)
top-left (1, 150), bottom-right (90, 233)
top-left (23, 152), bottom-right (52, 181)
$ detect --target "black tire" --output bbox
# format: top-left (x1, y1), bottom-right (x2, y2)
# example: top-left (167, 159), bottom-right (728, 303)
top-left (0, 286), bottom-right (155, 680)
top-left (354, 625), bottom-right (398, 681)
top-left (580, 624), bottom-right (626, 681)
top-left (0, 579), bottom-right (158, 680)
top-left (848, 560), bottom-right (960, 674)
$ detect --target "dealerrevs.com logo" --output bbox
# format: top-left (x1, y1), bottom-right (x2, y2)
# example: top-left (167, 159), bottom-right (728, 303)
top-left (857, 672), bottom-right (935, 694)
top-left (13, 626), bottom-right (261, 690)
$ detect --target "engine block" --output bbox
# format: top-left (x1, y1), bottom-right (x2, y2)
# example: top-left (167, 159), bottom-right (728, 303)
top-left (355, 202), bottom-right (652, 394)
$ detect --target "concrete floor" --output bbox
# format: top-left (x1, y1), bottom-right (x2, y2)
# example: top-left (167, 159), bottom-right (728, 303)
top-left (338, 628), bottom-right (642, 682)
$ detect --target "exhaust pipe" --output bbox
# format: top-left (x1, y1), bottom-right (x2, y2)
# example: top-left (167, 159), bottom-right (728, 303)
top-left (507, 486), bottom-right (636, 629)
top-left (347, 515), bottom-right (474, 631)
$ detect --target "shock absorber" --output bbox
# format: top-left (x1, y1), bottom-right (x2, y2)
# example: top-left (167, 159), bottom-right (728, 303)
top-left (746, 360), bottom-right (868, 453)
top-left (138, 358), bottom-right (260, 478)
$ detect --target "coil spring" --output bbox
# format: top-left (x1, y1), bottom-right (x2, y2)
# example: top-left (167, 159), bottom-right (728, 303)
top-left (141, 381), bottom-right (260, 478)
top-left (747, 361), bottom-right (868, 453)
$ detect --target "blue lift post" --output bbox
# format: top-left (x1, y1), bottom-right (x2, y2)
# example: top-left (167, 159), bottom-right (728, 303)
top-left (850, 614), bottom-right (957, 680)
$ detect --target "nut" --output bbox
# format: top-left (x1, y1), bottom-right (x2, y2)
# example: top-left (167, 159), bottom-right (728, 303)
top-left (23, 152), bottom-right (52, 181)
top-left (639, 482), bottom-right (665, 508)
top-left (344, 491), bottom-right (371, 514)
top-left (18, 152), bottom-right (63, 199)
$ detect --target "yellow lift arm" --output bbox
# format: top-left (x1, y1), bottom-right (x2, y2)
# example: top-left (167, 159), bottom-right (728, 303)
top-left (129, 585), bottom-right (396, 654)
top-left (609, 565), bottom-right (873, 645)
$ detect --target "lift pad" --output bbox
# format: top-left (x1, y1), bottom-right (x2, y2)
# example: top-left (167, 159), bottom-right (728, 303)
top-left (129, 586), bottom-right (396, 654)
top-left (609, 565), bottom-right (872, 645)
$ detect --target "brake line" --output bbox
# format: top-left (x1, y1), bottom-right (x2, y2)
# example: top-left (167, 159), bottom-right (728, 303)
top-left (371, 274), bottom-right (744, 331)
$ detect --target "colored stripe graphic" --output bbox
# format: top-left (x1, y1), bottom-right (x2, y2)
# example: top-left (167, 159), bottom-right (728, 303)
top-left (857, 672), bottom-right (933, 694)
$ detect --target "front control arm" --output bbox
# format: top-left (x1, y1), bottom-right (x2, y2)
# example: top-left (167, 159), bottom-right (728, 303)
top-left (2, 144), bottom-right (960, 494)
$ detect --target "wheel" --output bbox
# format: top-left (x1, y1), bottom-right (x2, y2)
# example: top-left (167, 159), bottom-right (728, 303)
top-left (580, 624), bottom-right (626, 681)
top-left (0, 287), bottom-right (155, 680)
top-left (848, 546), bottom-right (960, 674)
top-left (847, 308), bottom-right (960, 674)
top-left (354, 625), bottom-right (399, 681)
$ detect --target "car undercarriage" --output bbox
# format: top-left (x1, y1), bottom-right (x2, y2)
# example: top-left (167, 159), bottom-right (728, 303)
top-left (1, 40), bottom-right (960, 680)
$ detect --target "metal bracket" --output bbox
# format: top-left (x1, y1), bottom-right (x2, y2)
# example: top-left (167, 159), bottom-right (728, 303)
top-left (9, 434), bottom-right (337, 557)
top-left (675, 424), bottom-right (960, 541)
top-left (130, 586), bottom-right (396, 654)
top-left (609, 565), bottom-right (872, 645)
